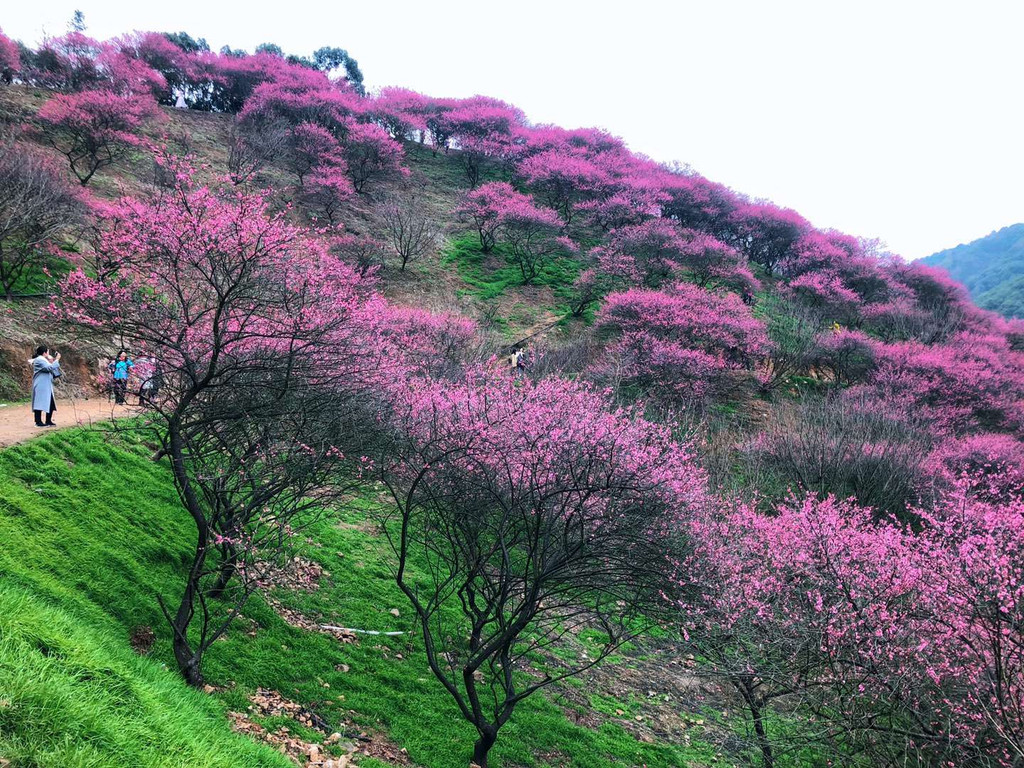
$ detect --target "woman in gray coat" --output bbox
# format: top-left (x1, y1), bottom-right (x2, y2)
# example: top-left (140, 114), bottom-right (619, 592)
top-left (30, 345), bottom-right (61, 428)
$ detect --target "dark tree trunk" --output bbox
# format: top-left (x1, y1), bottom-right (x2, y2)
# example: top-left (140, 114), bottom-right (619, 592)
top-left (736, 677), bottom-right (774, 768)
top-left (208, 547), bottom-right (236, 599)
top-left (172, 623), bottom-right (204, 687)
top-left (471, 725), bottom-right (497, 768)
top-left (169, 542), bottom-right (206, 687)
top-left (166, 422), bottom-right (210, 687)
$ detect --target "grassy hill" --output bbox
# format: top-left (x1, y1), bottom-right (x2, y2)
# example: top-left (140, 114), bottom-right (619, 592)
top-left (921, 223), bottom-right (1024, 318)
top-left (0, 426), bottom-right (730, 768)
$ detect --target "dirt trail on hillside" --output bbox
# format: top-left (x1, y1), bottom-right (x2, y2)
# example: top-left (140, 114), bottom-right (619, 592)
top-left (0, 398), bottom-right (132, 448)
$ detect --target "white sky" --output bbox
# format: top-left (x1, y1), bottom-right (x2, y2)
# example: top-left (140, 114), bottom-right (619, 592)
top-left (3, 0), bottom-right (1022, 260)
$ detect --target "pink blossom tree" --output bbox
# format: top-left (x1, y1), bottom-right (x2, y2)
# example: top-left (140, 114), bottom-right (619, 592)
top-left (592, 219), bottom-right (692, 288)
top-left (922, 433), bottom-right (1024, 502)
top-left (343, 120), bottom-right (406, 192)
top-left (849, 333), bottom-right (1024, 436)
top-left (0, 28), bottom-right (20, 83)
top-left (374, 369), bottom-right (707, 767)
top-left (814, 328), bottom-right (876, 384)
top-left (52, 165), bottom-right (380, 686)
top-left (728, 203), bottom-right (810, 275)
top-left (125, 32), bottom-right (198, 105)
top-left (661, 171), bottom-right (739, 236)
top-left (911, 486), bottom-right (1024, 763)
top-left (593, 219), bottom-right (757, 293)
top-left (576, 186), bottom-right (665, 231)
top-left (502, 200), bottom-right (576, 284)
top-left (38, 89), bottom-right (157, 184)
top-left (516, 147), bottom-right (612, 223)
top-left (592, 283), bottom-right (769, 404)
top-left (683, 496), bottom-right (924, 766)
top-left (682, 482), bottom-right (1024, 767)
top-left (442, 96), bottom-right (526, 186)
top-left (94, 42), bottom-right (167, 98)
top-left (455, 181), bottom-right (536, 253)
top-left (239, 80), bottom-right (404, 193)
top-left (454, 181), bottom-right (572, 282)
top-left (366, 86), bottom-right (429, 141)
top-left (28, 31), bottom-right (103, 90)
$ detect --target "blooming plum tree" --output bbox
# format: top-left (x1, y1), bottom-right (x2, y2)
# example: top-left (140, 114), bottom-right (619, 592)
top-left (502, 200), bottom-right (575, 284)
top-left (849, 333), bottom-right (1024, 436)
top-left (52, 165), bottom-right (380, 686)
top-left (28, 31), bottom-right (103, 91)
top-left (374, 370), bottom-right (706, 767)
top-left (0, 28), bottom-right (20, 83)
top-left (516, 147), bottom-right (612, 223)
top-left (455, 181), bottom-right (536, 253)
top-left (728, 203), bottom-right (809, 275)
top-left (366, 87), bottom-right (429, 141)
top-left (343, 120), bottom-right (405, 192)
top-left (593, 283), bottom-right (769, 404)
top-left (441, 96), bottom-right (525, 186)
top-left (38, 88), bottom-right (157, 184)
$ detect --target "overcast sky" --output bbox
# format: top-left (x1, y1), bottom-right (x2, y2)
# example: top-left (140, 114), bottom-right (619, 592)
top-left (3, 1), bottom-right (1022, 259)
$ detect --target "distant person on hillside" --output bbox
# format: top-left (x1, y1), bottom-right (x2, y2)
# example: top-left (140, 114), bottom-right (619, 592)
top-left (509, 348), bottom-right (523, 371)
top-left (137, 356), bottom-right (163, 405)
top-left (30, 345), bottom-right (61, 428)
top-left (108, 351), bottom-right (133, 405)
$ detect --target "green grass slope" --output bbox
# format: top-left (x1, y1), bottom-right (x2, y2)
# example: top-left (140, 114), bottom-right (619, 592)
top-left (0, 428), bottom-right (726, 768)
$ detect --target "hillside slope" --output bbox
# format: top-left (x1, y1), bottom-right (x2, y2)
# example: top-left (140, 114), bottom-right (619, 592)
top-left (3, 29), bottom-right (1024, 768)
top-left (0, 427), bottom-right (729, 768)
top-left (922, 223), bottom-right (1024, 317)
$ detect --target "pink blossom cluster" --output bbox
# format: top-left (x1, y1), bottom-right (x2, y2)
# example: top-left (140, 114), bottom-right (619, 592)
top-left (0, 28), bottom-right (18, 82)
top-left (239, 79), bottom-right (405, 194)
top-left (686, 486), bottom-right (1024, 764)
top-left (592, 283), bottom-right (769, 403)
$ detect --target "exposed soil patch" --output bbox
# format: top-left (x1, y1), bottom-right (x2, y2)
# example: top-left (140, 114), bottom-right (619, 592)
top-left (128, 625), bottom-right (156, 655)
top-left (229, 688), bottom-right (411, 767)
top-left (547, 639), bottom-right (736, 759)
top-left (0, 397), bottom-right (131, 448)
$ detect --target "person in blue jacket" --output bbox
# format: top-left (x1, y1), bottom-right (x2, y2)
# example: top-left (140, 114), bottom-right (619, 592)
top-left (109, 350), bottom-right (134, 405)
top-left (30, 345), bottom-right (61, 427)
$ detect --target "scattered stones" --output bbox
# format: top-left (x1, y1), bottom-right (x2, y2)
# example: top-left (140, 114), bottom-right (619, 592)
top-left (229, 689), bottom-right (359, 767)
top-left (267, 597), bottom-right (358, 645)
top-left (260, 555), bottom-right (326, 593)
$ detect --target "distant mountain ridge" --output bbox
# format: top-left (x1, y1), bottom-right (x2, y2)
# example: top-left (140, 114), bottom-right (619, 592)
top-left (922, 223), bottom-right (1024, 318)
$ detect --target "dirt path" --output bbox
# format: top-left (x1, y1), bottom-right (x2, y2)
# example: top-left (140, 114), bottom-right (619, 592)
top-left (0, 397), bottom-right (132, 448)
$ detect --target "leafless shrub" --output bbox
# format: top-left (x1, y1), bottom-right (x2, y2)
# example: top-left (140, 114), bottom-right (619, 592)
top-left (745, 392), bottom-right (930, 516)
top-left (0, 138), bottom-right (83, 298)
top-left (227, 118), bottom-right (288, 185)
top-left (379, 191), bottom-right (438, 271)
